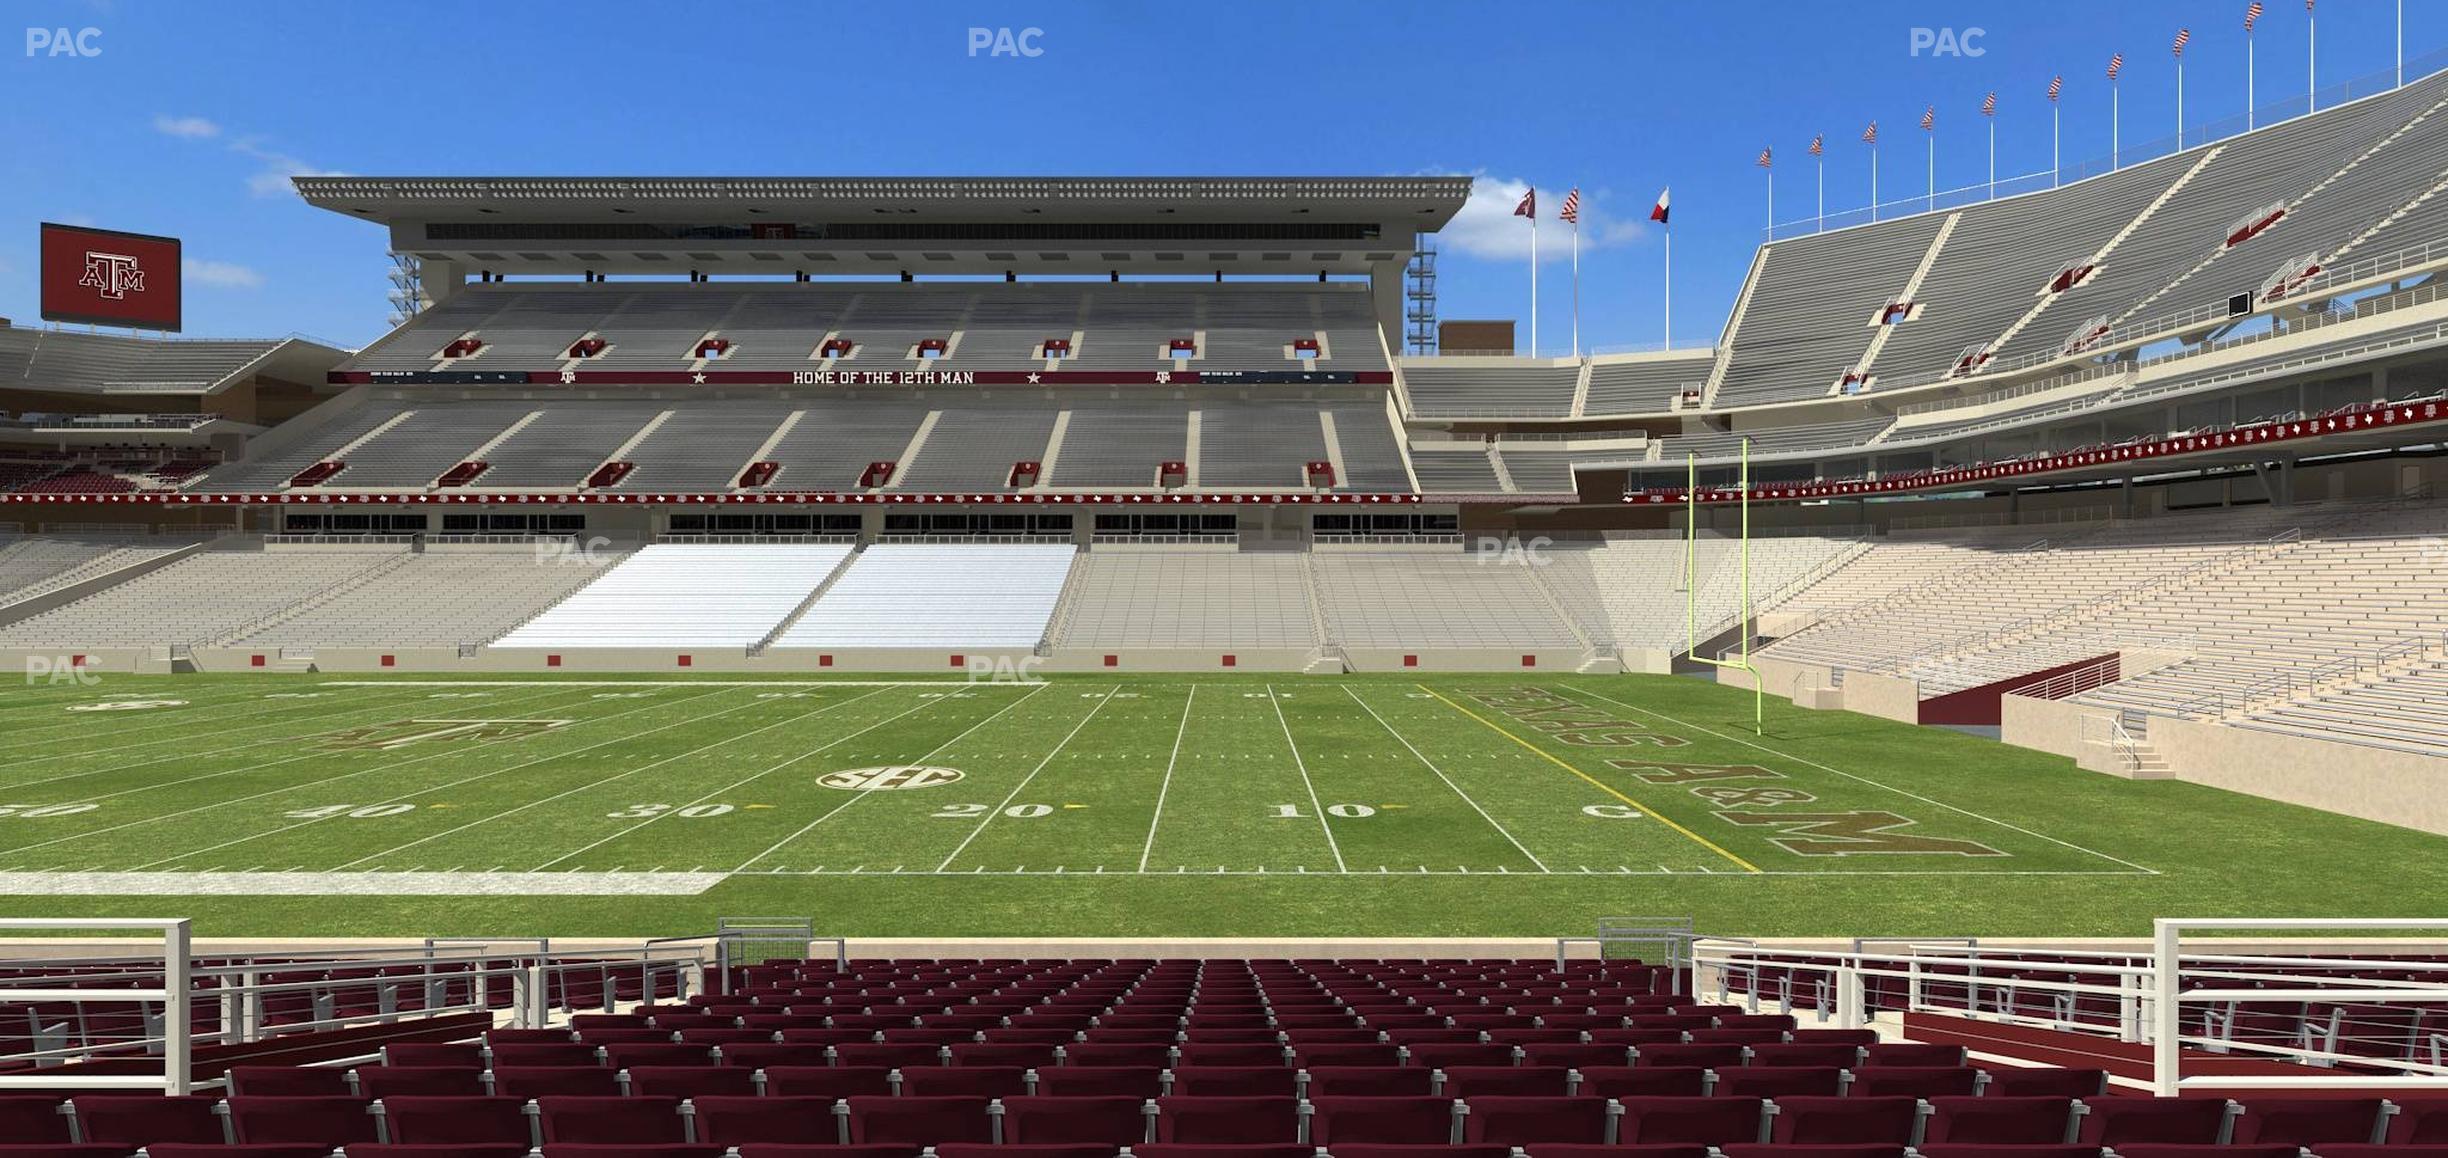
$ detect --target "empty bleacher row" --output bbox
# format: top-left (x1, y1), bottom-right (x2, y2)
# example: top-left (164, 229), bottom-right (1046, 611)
top-left (1387, 64), bottom-right (2448, 420)
top-left (8, 954), bottom-right (2447, 1158)
top-left (193, 397), bottom-right (1413, 495)
top-left (0, 534), bottom-right (202, 604)
top-left (0, 326), bottom-right (291, 394)
top-left (338, 283), bottom-right (1389, 375)
top-left (1748, 500), bottom-right (2448, 756)
top-left (1538, 537), bottom-right (1866, 650)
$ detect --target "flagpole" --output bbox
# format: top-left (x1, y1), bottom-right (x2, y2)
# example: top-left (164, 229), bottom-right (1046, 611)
top-left (2112, 79), bottom-right (2121, 169)
top-left (1663, 223), bottom-right (1672, 350)
top-left (1987, 115), bottom-right (1996, 198)
top-left (2248, 28), bottom-right (2257, 127)
top-left (1766, 169), bottom-right (1774, 236)
top-left (1926, 128), bottom-right (1935, 211)
top-left (1870, 144), bottom-right (1879, 221)
top-left (1815, 155), bottom-right (1824, 233)
top-left (2176, 55), bottom-right (2185, 143)
top-left (2309, 4), bottom-right (2317, 112)
top-left (1529, 206), bottom-right (1538, 358)
top-left (2052, 101), bottom-right (2061, 185)
top-left (1569, 214), bottom-right (1580, 359)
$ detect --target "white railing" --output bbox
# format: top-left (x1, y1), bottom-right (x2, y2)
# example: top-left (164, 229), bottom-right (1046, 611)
top-left (1694, 923), bottom-right (2448, 1096)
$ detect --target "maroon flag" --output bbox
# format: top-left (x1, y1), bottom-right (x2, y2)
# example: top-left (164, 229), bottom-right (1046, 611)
top-left (1649, 188), bottom-right (1671, 225)
top-left (1513, 188), bottom-right (1535, 219)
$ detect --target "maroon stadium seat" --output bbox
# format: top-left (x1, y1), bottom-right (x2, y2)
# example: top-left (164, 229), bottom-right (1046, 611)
top-left (2390, 1100), bottom-right (2448, 1144)
top-left (1985, 1069), bottom-right (2106, 1098)
top-left (346, 1146), bottom-right (534, 1158)
top-left (1714, 1067), bottom-right (1844, 1098)
top-left (1575, 1066), bottom-right (1708, 1098)
top-left (535, 1096), bottom-right (686, 1143)
top-left (2073, 1097), bottom-right (2232, 1145)
top-left (0, 1096), bottom-right (72, 1143)
top-left (689, 1096), bottom-right (843, 1145)
top-left (538, 1147), bottom-right (725, 1158)
top-left (1770, 1096), bottom-right (1922, 1145)
top-left (999, 1095), bottom-right (1149, 1144)
top-left (374, 1095), bottom-right (531, 1145)
top-left (1925, 1097), bottom-right (2076, 1145)
top-left (490, 1042), bottom-right (600, 1067)
top-left (1304, 1066), bottom-right (1434, 1097)
top-left (1134, 1147), bottom-right (1314, 1158)
top-left (1304, 1095), bottom-right (1458, 1145)
top-left (624, 1064), bottom-right (756, 1099)
top-left (2230, 1098), bottom-right (2387, 1146)
top-left (146, 1147), bottom-right (331, 1158)
top-left (1615, 1096), bottom-right (1769, 1145)
top-left (354, 1066), bottom-right (486, 1098)
top-left (227, 1066), bottom-right (357, 1097)
top-left (1167, 1065), bottom-right (1298, 1097)
top-left (225, 1096), bottom-right (379, 1145)
top-left (1438, 1064), bottom-right (1570, 1096)
top-left (1461, 1095), bottom-right (1611, 1144)
top-left (1031, 1064), bottom-right (1161, 1096)
top-left (758, 1066), bottom-right (894, 1099)
top-left (841, 1096), bottom-right (993, 1145)
top-left (492, 1066), bottom-right (622, 1098)
top-left (70, 1095), bottom-right (228, 1146)
top-left (895, 1065), bottom-right (1026, 1098)
top-left (1863, 1043), bottom-right (1967, 1067)
top-left (1153, 1095), bottom-right (1300, 1143)
top-left (1845, 1066), bottom-right (1980, 1098)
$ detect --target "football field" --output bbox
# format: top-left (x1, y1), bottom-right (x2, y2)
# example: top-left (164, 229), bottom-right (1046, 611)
top-left (1, 672), bottom-right (2442, 937)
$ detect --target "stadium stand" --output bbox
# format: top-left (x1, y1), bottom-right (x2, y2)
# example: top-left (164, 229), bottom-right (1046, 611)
top-left (1707, 215), bottom-right (1950, 407)
top-left (0, 547), bottom-right (412, 647)
top-left (227, 544), bottom-right (635, 649)
top-left (775, 542), bottom-right (1076, 650)
top-left (1401, 360), bottom-right (1580, 417)
top-left (1310, 552), bottom-right (1586, 651)
top-left (0, 327), bottom-right (299, 394)
top-left (337, 283), bottom-right (1391, 376)
top-left (1049, 549), bottom-right (1319, 649)
top-left (605, 403), bottom-right (796, 491)
top-left (1583, 352), bottom-right (1716, 414)
top-left (0, 533), bottom-right (203, 603)
top-left (491, 543), bottom-right (853, 649)
top-left (1050, 404), bottom-right (1192, 489)
top-left (1539, 536), bottom-right (1867, 650)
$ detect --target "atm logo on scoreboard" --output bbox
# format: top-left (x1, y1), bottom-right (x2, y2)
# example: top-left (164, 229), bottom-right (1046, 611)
top-left (77, 251), bottom-right (145, 300)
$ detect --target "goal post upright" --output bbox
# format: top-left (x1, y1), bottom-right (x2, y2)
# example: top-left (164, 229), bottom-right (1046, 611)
top-left (1683, 442), bottom-right (1765, 734)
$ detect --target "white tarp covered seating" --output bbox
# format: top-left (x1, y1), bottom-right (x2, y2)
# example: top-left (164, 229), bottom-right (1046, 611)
top-left (777, 543), bottom-right (1075, 649)
top-left (492, 543), bottom-right (851, 648)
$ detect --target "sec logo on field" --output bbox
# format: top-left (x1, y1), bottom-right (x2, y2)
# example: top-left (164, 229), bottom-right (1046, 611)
top-left (818, 766), bottom-right (965, 791)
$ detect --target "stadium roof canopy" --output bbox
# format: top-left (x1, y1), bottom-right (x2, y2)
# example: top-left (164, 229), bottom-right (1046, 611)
top-left (295, 176), bottom-right (1472, 278)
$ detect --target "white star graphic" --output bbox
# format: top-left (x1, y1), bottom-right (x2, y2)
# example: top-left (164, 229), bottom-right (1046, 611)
top-left (692, 372), bottom-right (707, 384)
top-left (1026, 372), bottom-right (1042, 384)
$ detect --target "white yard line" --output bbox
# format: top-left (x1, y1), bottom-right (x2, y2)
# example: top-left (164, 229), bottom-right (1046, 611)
top-left (935, 687), bottom-right (1120, 872)
top-left (1344, 685), bottom-right (1551, 873)
top-left (328, 687), bottom-right (893, 870)
top-left (721, 683), bottom-right (1055, 873)
top-left (1266, 683), bottom-right (1347, 874)
top-left (1136, 685), bottom-right (1197, 874)
top-left (1554, 683), bottom-right (2161, 875)
top-left (98, 686), bottom-right (747, 870)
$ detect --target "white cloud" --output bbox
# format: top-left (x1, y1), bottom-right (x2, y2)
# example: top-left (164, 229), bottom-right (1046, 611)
top-left (183, 258), bottom-right (263, 289)
top-left (230, 137), bottom-right (347, 197)
top-left (151, 114), bottom-right (220, 140)
top-left (1434, 173), bottom-right (1654, 264)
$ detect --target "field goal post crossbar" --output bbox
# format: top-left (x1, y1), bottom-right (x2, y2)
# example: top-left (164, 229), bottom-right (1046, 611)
top-left (0, 919), bottom-right (191, 1094)
top-left (1686, 443), bottom-right (1765, 733)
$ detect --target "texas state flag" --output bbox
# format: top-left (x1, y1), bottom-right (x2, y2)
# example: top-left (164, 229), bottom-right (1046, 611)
top-left (1649, 188), bottom-right (1671, 225)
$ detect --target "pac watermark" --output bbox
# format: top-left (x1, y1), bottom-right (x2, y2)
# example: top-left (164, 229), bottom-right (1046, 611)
top-left (1473, 535), bottom-right (1554, 567)
top-left (965, 655), bottom-right (1045, 684)
top-left (25, 26), bottom-right (101, 57)
top-left (967, 26), bottom-right (1044, 57)
top-left (1908, 26), bottom-right (1985, 57)
top-left (24, 656), bottom-right (100, 687)
top-left (535, 535), bottom-right (617, 566)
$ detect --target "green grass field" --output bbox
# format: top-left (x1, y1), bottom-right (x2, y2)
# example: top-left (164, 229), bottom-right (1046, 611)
top-left (2, 672), bottom-right (2444, 939)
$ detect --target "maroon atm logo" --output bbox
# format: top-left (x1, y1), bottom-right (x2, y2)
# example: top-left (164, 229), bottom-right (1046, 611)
top-left (40, 223), bottom-right (181, 331)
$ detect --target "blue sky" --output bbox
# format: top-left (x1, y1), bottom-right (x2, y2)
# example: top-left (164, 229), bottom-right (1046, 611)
top-left (0, 0), bottom-right (2428, 351)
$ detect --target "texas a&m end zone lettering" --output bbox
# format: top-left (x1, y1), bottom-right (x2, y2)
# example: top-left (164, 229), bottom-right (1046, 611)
top-left (1611, 760), bottom-right (2005, 858)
